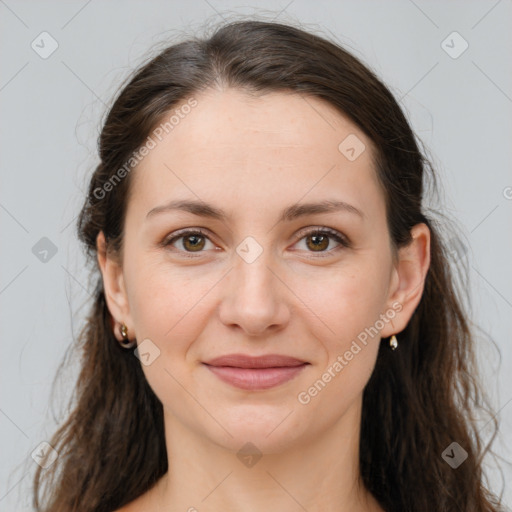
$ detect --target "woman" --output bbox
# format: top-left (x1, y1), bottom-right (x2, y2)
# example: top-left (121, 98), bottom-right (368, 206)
top-left (33, 19), bottom-right (504, 512)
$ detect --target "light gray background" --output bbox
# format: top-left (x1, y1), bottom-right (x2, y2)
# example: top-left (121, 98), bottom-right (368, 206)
top-left (1, 0), bottom-right (511, 510)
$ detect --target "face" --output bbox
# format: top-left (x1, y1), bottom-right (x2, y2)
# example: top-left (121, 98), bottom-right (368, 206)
top-left (98, 88), bottom-right (429, 454)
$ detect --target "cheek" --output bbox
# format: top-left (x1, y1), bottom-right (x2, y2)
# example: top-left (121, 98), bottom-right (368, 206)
top-left (300, 254), bottom-right (391, 392)
top-left (125, 238), bottom-right (391, 371)
top-left (307, 261), bottom-right (391, 345)
top-left (126, 244), bottom-right (391, 360)
top-left (295, 268), bottom-right (387, 418)
top-left (124, 260), bottom-right (216, 403)
top-left (125, 254), bottom-right (223, 363)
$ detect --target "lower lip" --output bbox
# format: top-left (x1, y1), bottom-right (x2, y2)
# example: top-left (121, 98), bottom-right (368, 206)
top-left (203, 363), bottom-right (308, 390)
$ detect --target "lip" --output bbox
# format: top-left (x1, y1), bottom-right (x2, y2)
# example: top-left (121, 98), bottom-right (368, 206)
top-left (202, 353), bottom-right (309, 390)
top-left (204, 353), bottom-right (308, 368)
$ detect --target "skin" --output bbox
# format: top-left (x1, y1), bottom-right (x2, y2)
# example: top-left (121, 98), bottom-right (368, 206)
top-left (98, 88), bottom-right (430, 512)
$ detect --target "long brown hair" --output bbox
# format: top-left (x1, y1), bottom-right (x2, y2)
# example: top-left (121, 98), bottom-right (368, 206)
top-left (33, 19), bottom-right (504, 511)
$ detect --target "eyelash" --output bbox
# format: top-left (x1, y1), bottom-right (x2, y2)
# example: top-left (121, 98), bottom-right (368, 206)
top-left (162, 227), bottom-right (351, 259)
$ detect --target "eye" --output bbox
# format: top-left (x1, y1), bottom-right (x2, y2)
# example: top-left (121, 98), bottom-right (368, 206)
top-left (162, 226), bottom-right (350, 259)
top-left (293, 227), bottom-right (350, 257)
top-left (162, 229), bottom-right (216, 257)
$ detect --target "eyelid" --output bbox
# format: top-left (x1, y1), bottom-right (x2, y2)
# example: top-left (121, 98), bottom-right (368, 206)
top-left (161, 227), bottom-right (215, 250)
top-left (293, 226), bottom-right (351, 247)
top-left (162, 225), bottom-right (351, 257)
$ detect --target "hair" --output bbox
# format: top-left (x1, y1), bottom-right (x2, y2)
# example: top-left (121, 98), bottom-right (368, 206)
top-left (32, 18), bottom-right (504, 512)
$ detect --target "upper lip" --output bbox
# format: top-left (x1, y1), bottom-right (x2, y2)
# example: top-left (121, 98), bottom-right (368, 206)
top-left (203, 353), bottom-right (308, 368)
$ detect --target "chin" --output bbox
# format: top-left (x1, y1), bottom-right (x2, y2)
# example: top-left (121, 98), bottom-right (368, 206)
top-left (205, 409), bottom-right (308, 455)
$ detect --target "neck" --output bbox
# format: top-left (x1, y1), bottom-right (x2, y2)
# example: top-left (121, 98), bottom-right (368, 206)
top-left (151, 396), bottom-right (382, 512)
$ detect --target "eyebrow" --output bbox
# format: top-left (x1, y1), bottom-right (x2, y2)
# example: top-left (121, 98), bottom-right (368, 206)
top-left (146, 198), bottom-right (364, 223)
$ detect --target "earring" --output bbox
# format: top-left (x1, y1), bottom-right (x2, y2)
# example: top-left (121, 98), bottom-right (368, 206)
top-left (389, 335), bottom-right (398, 351)
top-left (118, 323), bottom-right (136, 349)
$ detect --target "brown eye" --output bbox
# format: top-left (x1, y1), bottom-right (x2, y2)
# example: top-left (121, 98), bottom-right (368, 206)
top-left (163, 229), bottom-right (214, 256)
top-left (181, 233), bottom-right (206, 252)
top-left (305, 233), bottom-right (330, 251)
top-left (294, 227), bottom-right (350, 256)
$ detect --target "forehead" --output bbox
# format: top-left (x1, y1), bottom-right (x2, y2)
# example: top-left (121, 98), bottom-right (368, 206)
top-left (128, 88), bottom-right (382, 221)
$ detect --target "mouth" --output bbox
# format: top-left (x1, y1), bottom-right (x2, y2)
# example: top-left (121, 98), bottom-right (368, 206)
top-left (202, 353), bottom-right (310, 390)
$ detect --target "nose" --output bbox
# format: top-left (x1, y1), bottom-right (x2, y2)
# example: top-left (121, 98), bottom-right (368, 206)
top-left (218, 250), bottom-right (290, 337)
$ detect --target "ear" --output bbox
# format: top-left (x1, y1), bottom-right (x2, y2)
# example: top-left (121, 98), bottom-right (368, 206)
top-left (96, 231), bottom-right (132, 341)
top-left (381, 223), bottom-right (431, 337)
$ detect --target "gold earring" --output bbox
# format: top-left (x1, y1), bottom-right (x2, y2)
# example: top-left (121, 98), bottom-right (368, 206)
top-left (118, 323), bottom-right (136, 349)
top-left (389, 335), bottom-right (398, 351)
